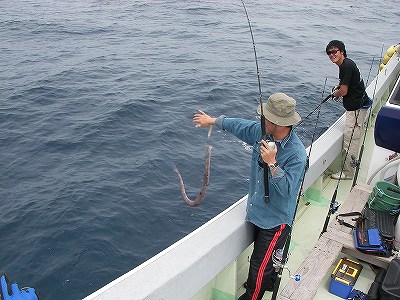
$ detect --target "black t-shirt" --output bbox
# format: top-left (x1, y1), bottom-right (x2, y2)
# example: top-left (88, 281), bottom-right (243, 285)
top-left (339, 58), bottom-right (366, 111)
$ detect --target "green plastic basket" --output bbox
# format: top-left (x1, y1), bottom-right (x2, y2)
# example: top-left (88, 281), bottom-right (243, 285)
top-left (368, 181), bottom-right (400, 213)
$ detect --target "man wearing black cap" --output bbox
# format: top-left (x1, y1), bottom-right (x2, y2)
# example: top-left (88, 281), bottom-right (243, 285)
top-left (193, 92), bottom-right (307, 300)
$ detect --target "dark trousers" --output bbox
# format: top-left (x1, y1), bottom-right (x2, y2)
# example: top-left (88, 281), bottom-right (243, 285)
top-left (238, 224), bottom-right (290, 300)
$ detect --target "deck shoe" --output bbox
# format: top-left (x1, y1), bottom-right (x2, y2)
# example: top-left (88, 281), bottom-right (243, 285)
top-left (330, 172), bottom-right (352, 180)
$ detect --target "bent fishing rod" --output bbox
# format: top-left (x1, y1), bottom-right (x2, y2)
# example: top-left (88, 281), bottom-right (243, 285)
top-left (241, 0), bottom-right (270, 202)
top-left (240, 1), bottom-right (335, 297)
top-left (240, 1), bottom-right (334, 202)
top-left (271, 84), bottom-right (329, 300)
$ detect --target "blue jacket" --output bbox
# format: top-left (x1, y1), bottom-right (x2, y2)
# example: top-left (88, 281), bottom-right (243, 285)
top-left (216, 116), bottom-right (307, 229)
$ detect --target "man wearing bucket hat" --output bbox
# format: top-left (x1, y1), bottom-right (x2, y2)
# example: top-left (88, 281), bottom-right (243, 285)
top-left (193, 92), bottom-right (307, 300)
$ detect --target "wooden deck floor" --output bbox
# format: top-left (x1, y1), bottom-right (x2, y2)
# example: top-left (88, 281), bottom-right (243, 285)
top-left (277, 184), bottom-right (399, 300)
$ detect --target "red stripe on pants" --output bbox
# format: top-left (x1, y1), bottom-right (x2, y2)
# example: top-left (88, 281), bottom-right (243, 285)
top-left (251, 224), bottom-right (286, 300)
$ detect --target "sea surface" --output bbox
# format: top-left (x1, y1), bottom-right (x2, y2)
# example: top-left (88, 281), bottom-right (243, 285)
top-left (0, 0), bottom-right (398, 299)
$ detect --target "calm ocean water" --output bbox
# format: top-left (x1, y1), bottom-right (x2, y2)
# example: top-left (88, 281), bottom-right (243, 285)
top-left (0, 0), bottom-right (398, 299)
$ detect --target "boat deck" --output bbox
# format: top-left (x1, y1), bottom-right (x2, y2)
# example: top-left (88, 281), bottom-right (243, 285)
top-left (278, 183), bottom-right (399, 300)
top-left (268, 110), bottom-right (400, 300)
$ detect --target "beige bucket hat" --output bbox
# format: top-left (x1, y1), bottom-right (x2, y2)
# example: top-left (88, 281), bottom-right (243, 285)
top-left (257, 92), bottom-right (301, 126)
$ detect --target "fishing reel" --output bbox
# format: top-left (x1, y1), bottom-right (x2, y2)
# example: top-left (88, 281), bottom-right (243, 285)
top-left (330, 201), bottom-right (341, 214)
top-left (350, 155), bottom-right (360, 168)
top-left (272, 249), bottom-right (301, 282)
top-left (331, 86), bottom-right (343, 103)
top-left (257, 140), bottom-right (276, 150)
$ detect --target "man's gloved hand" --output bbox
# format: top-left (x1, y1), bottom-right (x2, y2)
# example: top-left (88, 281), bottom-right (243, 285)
top-left (331, 85), bottom-right (342, 102)
top-left (0, 273), bottom-right (39, 300)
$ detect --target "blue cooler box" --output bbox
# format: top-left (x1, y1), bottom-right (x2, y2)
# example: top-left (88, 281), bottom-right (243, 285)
top-left (329, 257), bottom-right (363, 298)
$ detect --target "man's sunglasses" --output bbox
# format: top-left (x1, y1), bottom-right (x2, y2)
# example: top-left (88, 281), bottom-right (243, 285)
top-left (327, 49), bottom-right (340, 56)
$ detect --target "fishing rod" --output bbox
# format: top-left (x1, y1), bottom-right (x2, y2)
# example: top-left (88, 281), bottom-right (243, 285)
top-left (293, 93), bottom-right (331, 129)
top-left (352, 48), bottom-right (384, 187)
top-left (240, 2), bottom-right (331, 297)
top-left (322, 51), bottom-right (383, 233)
top-left (271, 83), bottom-right (329, 300)
top-left (320, 101), bottom-right (363, 235)
top-left (240, 0), bottom-right (270, 203)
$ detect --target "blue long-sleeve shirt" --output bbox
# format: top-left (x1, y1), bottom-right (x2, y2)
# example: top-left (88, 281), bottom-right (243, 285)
top-left (215, 116), bottom-right (307, 229)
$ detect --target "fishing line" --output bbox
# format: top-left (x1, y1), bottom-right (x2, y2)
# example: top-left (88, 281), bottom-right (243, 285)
top-left (240, 0), bottom-right (270, 203)
top-left (271, 82), bottom-right (329, 300)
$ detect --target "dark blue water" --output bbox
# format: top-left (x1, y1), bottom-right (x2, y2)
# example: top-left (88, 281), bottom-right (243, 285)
top-left (1, 0), bottom-right (398, 299)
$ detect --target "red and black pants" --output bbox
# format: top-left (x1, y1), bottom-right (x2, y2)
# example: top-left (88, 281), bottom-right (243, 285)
top-left (239, 224), bottom-right (290, 300)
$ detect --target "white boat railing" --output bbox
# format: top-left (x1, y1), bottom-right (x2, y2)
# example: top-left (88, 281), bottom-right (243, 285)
top-left (83, 197), bottom-right (253, 300)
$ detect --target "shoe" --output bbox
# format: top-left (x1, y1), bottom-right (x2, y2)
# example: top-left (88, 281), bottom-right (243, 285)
top-left (266, 284), bottom-right (275, 292)
top-left (330, 172), bottom-right (352, 180)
